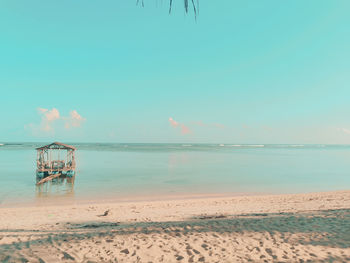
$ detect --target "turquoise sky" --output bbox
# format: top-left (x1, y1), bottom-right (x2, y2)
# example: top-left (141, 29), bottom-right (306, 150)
top-left (1, 0), bottom-right (350, 143)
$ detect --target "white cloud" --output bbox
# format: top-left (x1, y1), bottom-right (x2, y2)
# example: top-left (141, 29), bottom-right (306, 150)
top-left (339, 128), bottom-right (350, 135)
top-left (169, 117), bottom-right (179, 127)
top-left (64, 110), bottom-right (86, 129)
top-left (27, 108), bottom-right (85, 135)
top-left (37, 107), bottom-right (60, 132)
top-left (168, 117), bottom-right (191, 135)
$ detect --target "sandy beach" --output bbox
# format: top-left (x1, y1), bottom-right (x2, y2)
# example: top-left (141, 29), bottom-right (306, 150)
top-left (1, 190), bottom-right (350, 262)
top-left (3, 0), bottom-right (350, 261)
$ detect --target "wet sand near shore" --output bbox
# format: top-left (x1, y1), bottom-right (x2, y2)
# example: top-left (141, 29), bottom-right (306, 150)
top-left (1, 191), bottom-right (350, 262)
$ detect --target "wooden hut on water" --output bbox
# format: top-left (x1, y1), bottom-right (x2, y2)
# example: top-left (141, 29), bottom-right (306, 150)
top-left (36, 142), bottom-right (76, 185)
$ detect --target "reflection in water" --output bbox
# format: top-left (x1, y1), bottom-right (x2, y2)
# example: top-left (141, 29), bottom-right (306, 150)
top-left (36, 176), bottom-right (75, 199)
top-left (2, 143), bottom-right (350, 204)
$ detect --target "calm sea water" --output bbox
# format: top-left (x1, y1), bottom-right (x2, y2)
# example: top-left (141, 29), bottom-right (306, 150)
top-left (1, 143), bottom-right (350, 205)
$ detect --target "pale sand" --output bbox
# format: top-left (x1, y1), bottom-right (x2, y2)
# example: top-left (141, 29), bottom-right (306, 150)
top-left (1, 190), bottom-right (350, 262)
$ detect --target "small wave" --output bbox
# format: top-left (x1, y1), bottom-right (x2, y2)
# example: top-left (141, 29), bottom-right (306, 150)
top-left (219, 144), bottom-right (225, 147)
top-left (182, 144), bottom-right (192, 147)
top-left (290, 145), bottom-right (304, 147)
top-left (227, 144), bottom-right (264, 147)
top-left (0, 143), bottom-right (3, 146)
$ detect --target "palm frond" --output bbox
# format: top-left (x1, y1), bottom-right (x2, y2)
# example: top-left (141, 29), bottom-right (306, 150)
top-left (137, 0), bottom-right (198, 18)
top-left (136, 0), bottom-right (145, 7)
top-left (172, 0), bottom-right (198, 18)
top-left (190, 0), bottom-right (197, 19)
top-left (184, 0), bottom-right (189, 13)
top-left (169, 0), bottom-right (173, 14)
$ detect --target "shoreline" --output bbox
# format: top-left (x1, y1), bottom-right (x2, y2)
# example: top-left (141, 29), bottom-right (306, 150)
top-left (1, 190), bottom-right (268, 208)
top-left (3, 187), bottom-right (350, 209)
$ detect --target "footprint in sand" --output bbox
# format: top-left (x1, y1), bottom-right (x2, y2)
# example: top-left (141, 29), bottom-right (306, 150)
top-left (120, 248), bottom-right (130, 254)
top-left (175, 255), bottom-right (184, 261)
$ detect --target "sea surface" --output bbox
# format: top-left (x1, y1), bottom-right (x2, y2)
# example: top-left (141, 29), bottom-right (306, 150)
top-left (1, 143), bottom-right (350, 205)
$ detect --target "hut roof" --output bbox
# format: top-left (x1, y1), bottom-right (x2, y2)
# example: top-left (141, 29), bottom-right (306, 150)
top-left (36, 142), bottom-right (76, 151)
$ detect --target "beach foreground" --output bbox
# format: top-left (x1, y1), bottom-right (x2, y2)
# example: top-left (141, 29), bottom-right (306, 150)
top-left (1, 191), bottom-right (350, 262)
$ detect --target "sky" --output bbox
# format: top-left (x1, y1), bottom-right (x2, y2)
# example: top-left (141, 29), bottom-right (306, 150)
top-left (1, 0), bottom-right (350, 143)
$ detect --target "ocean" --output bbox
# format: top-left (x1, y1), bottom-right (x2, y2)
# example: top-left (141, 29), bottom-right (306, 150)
top-left (1, 143), bottom-right (350, 205)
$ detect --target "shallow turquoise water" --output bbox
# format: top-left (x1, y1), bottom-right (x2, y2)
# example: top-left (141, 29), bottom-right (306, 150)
top-left (1, 143), bottom-right (350, 205)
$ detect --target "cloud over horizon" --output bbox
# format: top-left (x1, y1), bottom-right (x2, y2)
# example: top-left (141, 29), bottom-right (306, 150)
top-left (168, 117), bottom-right (191, 135)
top-left (37, 108), bottom-right (60, 132)
top-left (64, 110), bottom-right (85, 129)
top-left (26, 108), bottom-right (85, 136)
top-left (338, 128), bottom-right (350, 135)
